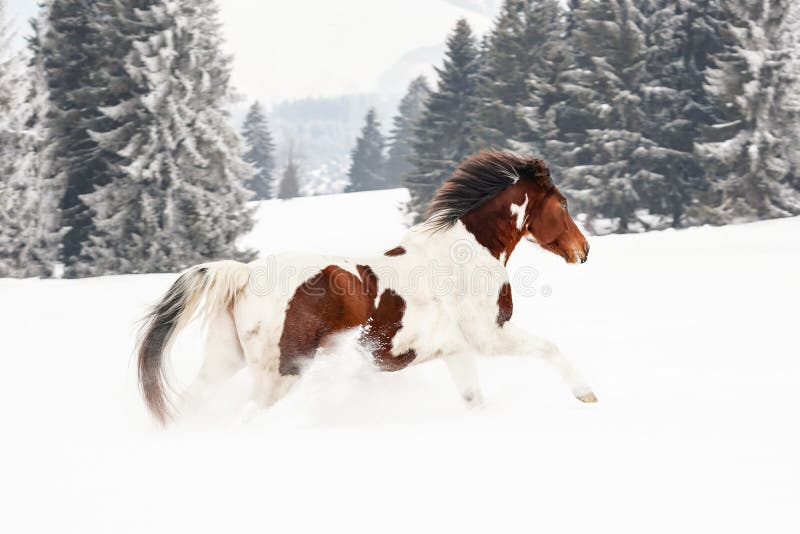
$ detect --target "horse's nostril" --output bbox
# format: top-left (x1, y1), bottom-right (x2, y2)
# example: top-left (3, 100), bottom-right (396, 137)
top-left (584, 242), bottom-right (590, 255)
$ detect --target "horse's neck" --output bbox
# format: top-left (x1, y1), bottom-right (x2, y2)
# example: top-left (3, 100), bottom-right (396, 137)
top-left (403, 221), bottom-right (507, 268)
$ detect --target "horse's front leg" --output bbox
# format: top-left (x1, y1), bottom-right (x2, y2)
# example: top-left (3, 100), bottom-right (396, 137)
top-left (442, 353), bottom-right (485, 408)
top-left (490, 324), bottom-right (597, 403)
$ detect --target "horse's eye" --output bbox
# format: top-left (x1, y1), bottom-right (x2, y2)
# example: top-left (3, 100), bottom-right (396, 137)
top-left (560, 200), bottom-right (568, 209)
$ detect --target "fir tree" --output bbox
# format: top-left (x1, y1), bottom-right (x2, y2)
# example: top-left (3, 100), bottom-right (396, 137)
top-left (513, 0), bottom-right (571, 158)
top-left (547, 0), bottom-right (596, 168)
top-left (475, 0), bottom-right (532, 149)
top-left (346, 108), bottom-right (387, 192)
top-left (697, 0), bottom-right (800, 221)
top-left (39, 0), bottom-right (126, 272)
top-left (0, 0), bottom-right (26, 276)
top-left (474, 0), bottom-right (568, 154)
top-left (778, 0), bottom-right (800, 183)
top-left (634, 0), bottom-right (729, 227)
top-left (72, 0), bottom-right (170, 275)
top-left (406, 19), bottom-right (483, 222)
top-left (242, 101), bottom-right (276, 200)
top-left (278, 145), bottom-right (301, 199)
top-left (78, 0), bottom-right (255, 275)
top-left (385, 76), bottom-right (431, 188)
top-left (559, 0), bottom-right (667, 233)
top-left (0, 2), bottom-right (62, 277)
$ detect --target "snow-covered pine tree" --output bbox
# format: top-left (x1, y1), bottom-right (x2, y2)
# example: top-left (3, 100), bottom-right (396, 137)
top-left (697, 0), bottom-right (800, 221)
top-left (78, 0), bottom-right (255, 275)
top-left (406, 19), bottom-right (483, 222)
top-left (242, 100), bottom-right (276, 200)
top-left (778, 0), bottom-right (800, 184)
top-left (0, 1), bottom-right (63, 278)
top-left (277, 145), bottom-right (301, 199)
top-left (346, 108), bottom-right (387, 192)
top-left (523, 0), bottom-right (573, 151)
top-left (39, 0), bottom-right (129, 273)
top-left (385, 76), bottom-right (431, 188)
top-left (519, 0), bottom-right (570, 160)
top-left (633, 0), bottom-right (730, 227)
top-left (71, 0), bottom-right (170, 275)
top-left (470, 33), bottom-right (497, 150)
top-left (473, 0), bottom-right (567, 157)
top-left (559, 0), bottom-right (669, 234)
top-left (635, 0), bottom-right (698, 227)
top-left (546, 1), bottom-right (599, 170)
top-left (475, 0), bottom-right (531, 149)
top-left (0, 0), bottom-right (25, 276)
top-left (157, 0), bottom-right (255, 266)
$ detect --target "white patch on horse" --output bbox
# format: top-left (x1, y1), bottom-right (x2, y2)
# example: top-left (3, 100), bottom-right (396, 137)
top-left (382, 221), bottom-right (506, 365)
top-left (499, 251), bottom-right (507, 265)
top-left (510, 194), bottom-right (529, 230)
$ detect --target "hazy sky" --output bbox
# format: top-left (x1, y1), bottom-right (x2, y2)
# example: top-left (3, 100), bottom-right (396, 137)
top-left (6, 0), bottom-right (496, 105)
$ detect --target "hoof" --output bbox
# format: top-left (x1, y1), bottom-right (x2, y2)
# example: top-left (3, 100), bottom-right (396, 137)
top-left (577, 391), bottom-right (598, 403)
top-left (463, 390), bottom-right (486, 410)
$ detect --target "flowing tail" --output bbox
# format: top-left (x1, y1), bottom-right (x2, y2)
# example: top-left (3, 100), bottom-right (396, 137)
top-left (136, 261), bottom-right (251, 425)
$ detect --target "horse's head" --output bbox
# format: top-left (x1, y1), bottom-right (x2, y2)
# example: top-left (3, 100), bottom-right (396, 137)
top-left (526, 185), bottom-right (589, 264)
top-left (426, 150), bottom-right (590, 264)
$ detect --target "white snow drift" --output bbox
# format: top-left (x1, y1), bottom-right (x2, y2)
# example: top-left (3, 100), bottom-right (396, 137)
top-left (1, 188), bottom-right (797, 533)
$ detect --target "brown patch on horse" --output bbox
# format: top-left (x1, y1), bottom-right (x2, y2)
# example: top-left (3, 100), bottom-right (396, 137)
top-left (460, 186), bottom-right (531, 259)
top-left (384, 246), bottom-right (406, 257)
top-left (497, 283), bottom-right (513, 327)
top-left (278, 265), bottom-right (378, 376)
top-left (357, 264), bottom-right (378, 297)
top-left (359, 289), bottom-right (417, 372)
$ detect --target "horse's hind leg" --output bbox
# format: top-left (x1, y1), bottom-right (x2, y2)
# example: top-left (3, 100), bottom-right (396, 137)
top-left (181, 309), bottom-right (246, 415)
top-left (241, 366), bottom-right (299, 422)
top-left (237, 319), bottom-right (303, 420)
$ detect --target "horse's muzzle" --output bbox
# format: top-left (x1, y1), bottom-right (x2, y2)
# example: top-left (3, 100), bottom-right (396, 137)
top-left (573, 242), bottom-right (590, 264)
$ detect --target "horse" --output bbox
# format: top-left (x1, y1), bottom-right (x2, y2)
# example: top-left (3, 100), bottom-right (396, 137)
top-left (137, 149), bottom-right (597, 425)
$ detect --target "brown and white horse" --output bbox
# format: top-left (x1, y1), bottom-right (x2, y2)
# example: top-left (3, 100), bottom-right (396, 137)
top-left (138, 150), bottom-right (596, 425)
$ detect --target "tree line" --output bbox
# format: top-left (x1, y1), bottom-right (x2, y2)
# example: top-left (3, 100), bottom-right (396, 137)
top-left (0, 0), bottom-right (280, 278)
top-left (3, 0), bottom-right (800, 279)
top-left (349, 0), bottom-right (800, 233)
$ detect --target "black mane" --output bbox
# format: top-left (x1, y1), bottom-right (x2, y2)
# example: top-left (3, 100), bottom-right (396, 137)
top-left (424, 149), bottom-right (553, 231)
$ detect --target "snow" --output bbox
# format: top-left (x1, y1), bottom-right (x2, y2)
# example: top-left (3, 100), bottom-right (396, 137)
top-left (2, 188), bottom-right (798, 533)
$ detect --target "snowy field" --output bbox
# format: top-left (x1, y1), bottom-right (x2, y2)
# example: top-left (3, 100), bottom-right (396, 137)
top-left (2, 188), bottom-right (798, 533)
